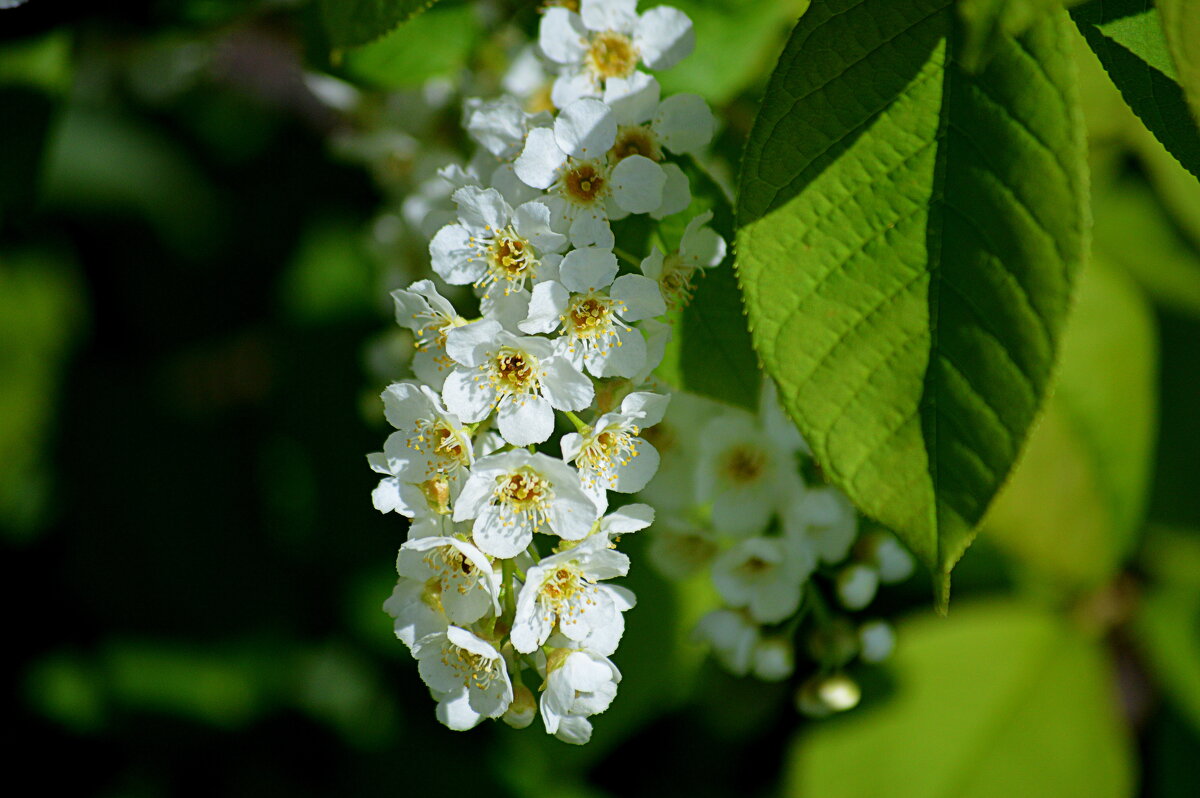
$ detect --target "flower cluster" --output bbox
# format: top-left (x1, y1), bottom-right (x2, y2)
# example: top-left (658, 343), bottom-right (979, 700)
top-left (642, 384), bottom-right (915, 714)
top-left (369, 0), bottom-right (722, 743)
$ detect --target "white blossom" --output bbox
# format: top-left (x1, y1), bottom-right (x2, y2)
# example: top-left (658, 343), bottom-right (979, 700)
top-left (396, 536), bottom-right (501, 625)
top-left (453, 449), bottom-right (600, 558)
top-left (693, 609), bottom-right (759, 676)
top-left (710, 536), bottom-right (815, 624)
top-left (430, 186), bottom-right (567, 298)
top-left (511, 534), bottom-right (631, 655)
top-left (390, 280), bottom-right (467, 390)
top-left (382, 578), bottom-right (447, 651)
top-left (366, 447), bottom-right (454, 539)
top-left (415, 626), bottom-right (514, 730)
top-left (539, 648), bottom-right (622, 745)
top-left (539, 0), bottom-right (694, 108)
top-left (835, 563), bottom-right (879, 611)
top-left (859, 620), bottom-right (896, 663)
top-left (784, 486), bottom-right (858, 565)
top-left (520, 247), bottom-right (665, 378)
top-left (380, 382), bottom-right (474, 480)
top-left (561, 391), bottom-right (668, 502)
top-left (640, 210), bottom-right (726, 307)
top-left (442, 319), bottom-right (593, 446)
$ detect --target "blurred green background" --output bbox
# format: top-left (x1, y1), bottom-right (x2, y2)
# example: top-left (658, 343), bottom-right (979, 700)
top-left (3, 1), bottom-right (1200, 796)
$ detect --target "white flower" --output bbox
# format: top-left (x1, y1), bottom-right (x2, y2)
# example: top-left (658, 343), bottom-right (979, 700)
top-left (640, 210), bottom-right (726, 308)
top-left (859, 620), bottom-right (896, 663)
top-left (784, 486), bottom-right (857, 565)
top-left (381, 382), bottom-right (474, 480)
top-left (514, 99), bottom-right (667, 247)
top-left (430, 186), bottom-right (567, 298)
top-left (442, 319), bottom-right (593, 447)
top-left (539, 648), bottom-right (622, 744)
top-left (502, 46), bottom-right (555, 112)
top-left (382, 578), bottom-right (447, 651)
top-left (693, 609), bottom-right (759, 676)
top-left (415, 626), bottom-right (513, 730)
top-left (863, 532), bottom-right (916, 584)
top-left (710, 536), bottom-right (815, 624)
top-left (366, 447), bottom-right (455, 539)
top-left (396, 536), bottom-right (501, 625)
top-left (539, 0), bottom-right (694, 108)
top-left (596, 502), bottom-right (654, 545)
top-left (561, 391), bottom-right (668, 500)
top-left (463, 96), bottom-right (552, 161)
top-left (453, 450), bottom-right (600, 558)
top-left (390, 280), bottom-right (468, 390)
top-left (752, 637), bottom-right (795, 682)
top-left (511, 534), bottom-right (631, 655)
top-left (695, 410), bottom-right (805, 537)
top-left (520, 247), bottom-right (665, 378)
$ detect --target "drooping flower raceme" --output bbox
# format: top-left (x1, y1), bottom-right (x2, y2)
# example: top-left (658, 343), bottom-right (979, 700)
top-left (366, 0), bottom-right (732, 743)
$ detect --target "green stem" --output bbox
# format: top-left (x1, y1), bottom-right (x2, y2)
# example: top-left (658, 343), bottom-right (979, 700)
top-left (502, 559), bottom-right (518, 624)
top-left (805, 580), bottom-right (833, 628)
top-left (563, 410), bottom-right (591, 434)
top-left (613, 247), bottom-right (642, 267)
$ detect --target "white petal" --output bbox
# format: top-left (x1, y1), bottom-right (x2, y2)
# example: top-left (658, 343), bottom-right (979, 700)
top-left (652, 93), bottom-right (714, 154)
top-left (453, 185), bottom-right (512, 232)
top-left (514, 127), bottom-right (567, 190)
top-left (442, 368), bottom-right (496, 424)
top-left (465, 97), bottom-right (528, 159)
top-left (491, 162), bottom-right (542, 207)
top-left (514, 201), bottom-right (567, 254)
top-left (445, 319), bottom-right (502, 366)
top-left (541, 356), bottom-right (595, 411)
top-left (549, 489), bottom-right (599, 541)
top-left (497, 395), bottom-right (554, 446)
top-left (560, 246), bottom-right (619, 293)
top-left (551, 70), bottom-right (599, 108)
top-left (613, 439), bottom-right (659, 493)
top-left (554, 98), bottom-right (617, 159)
top-left (474, 506), bottom-right (533, 559)
top-left (621, 391), bottom-right (670, 427)
top-left (581, 0), bottom-right (638, 33)
top-left (413, 348), bottom-right (452, 391)
top-left (601, 503), bottom-right (654, 535)
top-left (481, 289), bottom-right (531, 333)
top-left (639, 247), bottom-right (665, 280)
top-left (586, 323), bottom-right (646, 378)
top-left (610, 154), bottom-right (665, 214)
top-left (634, 6), bottom-right (694, 70)
top-left (650, 162), bottom-right (691, 220)
top-left (603, 72), bottom-right (660, 125)
top-left (560, 432), bottom-right (584, 463)
top-left (569, 211), bottom-right (614, 249)
top-left (429, 224), bottom-right (481, 285)
top-left (610, 273), bottom-right (666, 320)
top-left (539, 8), bottom-right (589, 64)
top-left (519, 280), bottom-right (569, 335)
top-left (435, 689), bottom-right (484, 731)
top-left (680, 213), bottom-right (727, 267)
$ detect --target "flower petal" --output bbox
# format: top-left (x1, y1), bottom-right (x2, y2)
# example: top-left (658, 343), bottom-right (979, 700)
top-left (442, 368), bottom-right (496, 424)
top-left (634, 6), bottom-right (694, 70)
top-left (650, 162), bottom-right (691, 220)
top-left (568, 210), bottom-right (614, 249)
top-left (652, 93), bottom-right (714, 153)
top-left (514, 200), bottom-right (567, 254)
top-left (497, 395), bottom-right (554, 446)
top-left (551, 69), bottom-right (599, 109)
top-left (541, 355), bottom-right (595, 411)
top-left (519, 280), bottom-right (570, 335)
top-left (610, 273), bottom-right (666, 320)
top-left (514, 127), bottom-right (567, 190)
top-left (613, 439), bottom-right (659, 493)
top-left (554, 98), bottom-right (617, 159)
top-left (560, 246), bottom-right (619, 293)
top-left (603, 72), bottom-right (660, 126)
top-left (539, 7), bottom-right (589, 64)
top-left (453, 185), bottom-right (512, 232)
top-left (473, 504), bottom-right (534, 558)
top-left (429, 224), bottom-right (481, 285)
top-left (610, 154), bottom-right (665, 214)
top-left (581, 0), bottom-right (638, 33)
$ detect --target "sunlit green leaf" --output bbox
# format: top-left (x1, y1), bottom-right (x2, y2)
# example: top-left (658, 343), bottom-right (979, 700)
top-left (984, 259), bottom-right (1157, 587)
top-left (1072, 0), bottom-right (1200, 178)
top-left (322, 0), bottom-right (445, 49)
top-left (736, 0), bottom-right (1088, 603)
top-left (342, 3), bottom-right (480, 89)
top-left (786, 601), bottom-right (1135, 798)
top-left (1159, 0), bottom-right (1200, 128)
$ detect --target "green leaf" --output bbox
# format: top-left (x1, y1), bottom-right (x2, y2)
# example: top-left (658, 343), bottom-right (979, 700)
top-left (658, 162), bottom-right (761, 411)
top-left (1159, 0), bottom-right (1200, 127)
top-left (321, 0), bottom-right (444, 50)
top-left (786, 601), bottom-right (1135, 798)
top-left (1072, 0), bottom-right (1200, 178)
top-left (341, 3), bottom-right (480, 89)
top-left (957, 0), bottom-right (1083, 72)
top-left (1092, 173), bottom-right (1200, 316)
top-left (736, 0), bottom-right (1088, 604)
top-left (984, 259), bottom-right (1157, 587)
top-left (1136, 527), bottom-right (1200, 734)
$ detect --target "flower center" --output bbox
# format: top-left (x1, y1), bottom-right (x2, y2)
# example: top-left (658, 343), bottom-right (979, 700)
top-left (579, 425), bottom-right (640, 484)
top-left (424, 545), bottom-right (478, 596)
top-left (721, 444), bottom-right (768, 485)
top-left (562, 161), bottom-right (608, 206)
top-left (735, 555), bottom-right (777, 581)
top-left (444, 642), bottom-right (499, 690)
top-left (563, 292), bottom-right (629, 358)
top-left (494, 468), bottom-right (554, 533)
top-left (488, 347), bottom-right (541, 397)
top-left (481, 227), bottom-right (538, 295)
top-left (541, 565), bottom-right (583, 602)
top-left (658, 253), bottom-right (699, 309)
top-left (409, 418), bottom-right (471, 473)
top-left (586, 31), bottom-right (638, 80)
top-left (610, 125), bottom-right (661, 163)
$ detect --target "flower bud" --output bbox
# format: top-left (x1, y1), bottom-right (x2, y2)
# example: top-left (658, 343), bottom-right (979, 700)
top-left (817, 673), bottom-right (861, 712)
top-left (752, 637), bottom-right (794, 682)
top-left (858, 620), bottom-right (895, 663)
top-left (503, 684), bottom-right (537, 729)
top-left (859, 532), bottom-right (915, 583)
top-left (836, 563), bottom-right (879, 610)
